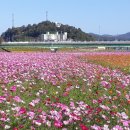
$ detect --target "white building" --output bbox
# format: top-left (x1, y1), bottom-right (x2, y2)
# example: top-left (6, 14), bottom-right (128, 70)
top-left (41, 32), bottom-right (67, 41)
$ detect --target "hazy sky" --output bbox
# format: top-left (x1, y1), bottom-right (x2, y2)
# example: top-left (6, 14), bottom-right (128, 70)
top-left (0, 0), bottom-right (130, 35)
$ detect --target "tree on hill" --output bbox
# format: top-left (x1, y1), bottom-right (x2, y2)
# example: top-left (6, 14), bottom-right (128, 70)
top-left (1, 21), bottom-right (94, 41)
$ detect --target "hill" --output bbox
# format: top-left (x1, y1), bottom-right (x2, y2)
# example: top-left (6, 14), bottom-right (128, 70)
top-left (117, 32), bottom-right (130, 41)
top-left (90, 32), bottom-right (130, 41)
top-left (1, 21), bottom-right (94, 42)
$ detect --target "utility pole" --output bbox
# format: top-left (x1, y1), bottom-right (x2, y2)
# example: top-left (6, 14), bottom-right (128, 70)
top-left (46, 11), bottom-right (48, 21)
top-left (11, 13), bottom-right (14, 42)
top-left (12, 13), bottom-right (14, 28)
top-left (98, 25), bottom-right (100, 41)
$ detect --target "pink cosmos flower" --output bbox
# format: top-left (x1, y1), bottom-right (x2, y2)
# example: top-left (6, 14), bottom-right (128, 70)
top-left (29, 98), bottom-right (40, 107)
top-left (121, 112), bottom-right (128, 119)
top-left (101, 81), bottom-right (111, 88)
top-left (10, 86), bottom-right (17, 92)
top-left (100, 105), bottom-right (110, 111)
top-left (0, 96), bottom-right (6, 103)
top-left (54, 120), bottom-right (63, 128)
top-left (27, 111), bottom-right (35, 120)
top-left (112, 125), bottom-right (123, 130)
top-left (92, 99), bottom-right (97, 104)
top-left (63, 120), bottom-right (70, 125)
top-left (30, 126), bottom-right (35, 130)
top-left (80, 124), bottom-right (89, 130)
top-left (19, 107), bottom-right (26, 114)
top-left (91, 124), bottom-right (101, 130)
top-left (29, 102), bottom-right (35, 107)
top-left (33, 120), bottom-right (41, 126)
top-left (13, 96), bottom-right (23, 103)
top-left (70, 102), bottom-right (75, 107)
top-left (121, 120), bottom-right (130, 127)
top-left (63, 92), bottom-right (69, 97)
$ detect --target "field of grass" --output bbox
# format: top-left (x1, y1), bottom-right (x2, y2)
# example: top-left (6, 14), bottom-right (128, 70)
top-left (2, 47), bottom-right (50, 52)
top-left (0, 52), bottom-right (129, 130)
top-left (1, 47), bottom-right (113, 53)
top-left (1, 47), bottom-right (80, 53)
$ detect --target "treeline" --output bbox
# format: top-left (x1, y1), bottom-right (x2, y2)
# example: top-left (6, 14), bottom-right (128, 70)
top-left (1, 21), bottom-right (94, 42)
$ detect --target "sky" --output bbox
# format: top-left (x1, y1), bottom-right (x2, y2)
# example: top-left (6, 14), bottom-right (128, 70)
top-left (0, 0), bottom-right (130, 35)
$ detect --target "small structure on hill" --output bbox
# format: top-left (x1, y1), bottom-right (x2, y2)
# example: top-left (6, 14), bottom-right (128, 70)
top-left (40, 32), bottom-right (67, 42)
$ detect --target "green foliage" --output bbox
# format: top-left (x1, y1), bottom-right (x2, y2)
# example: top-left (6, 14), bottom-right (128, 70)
top-left (1, 21), bottom-right (94, 41)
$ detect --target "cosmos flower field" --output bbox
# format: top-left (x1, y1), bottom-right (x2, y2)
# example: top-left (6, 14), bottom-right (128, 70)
top-left (0, 52), bottom-right (130, 130)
